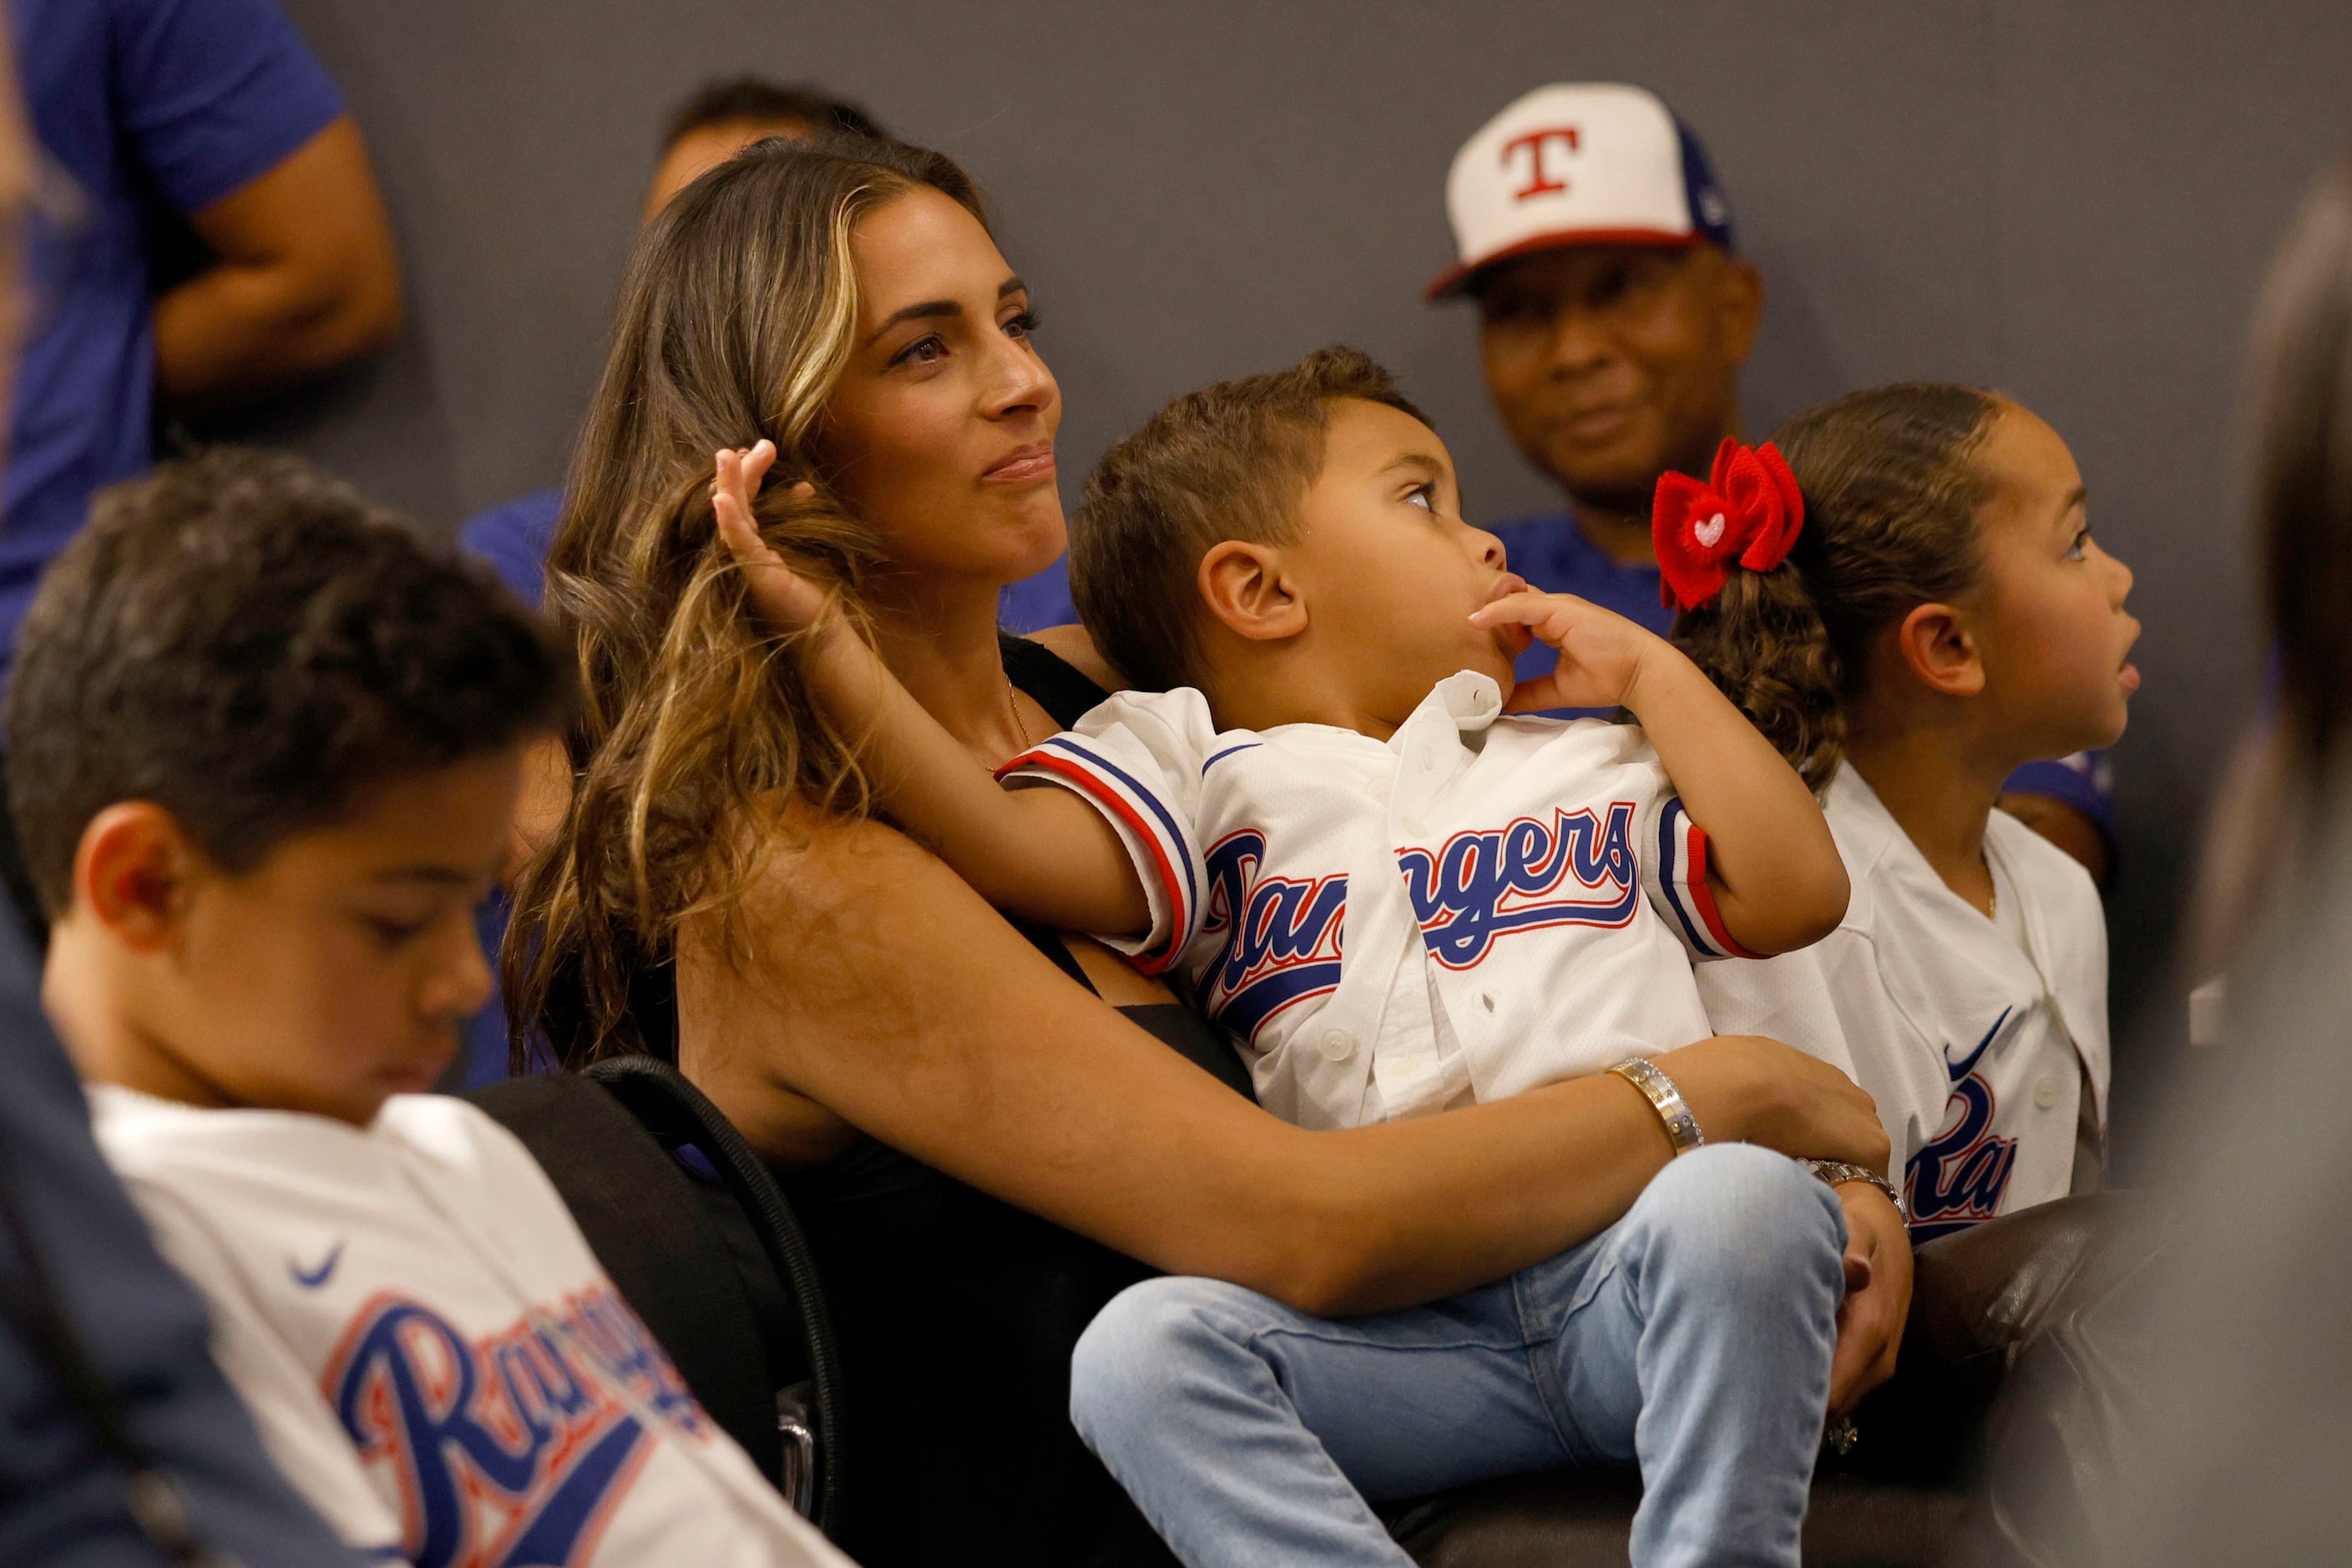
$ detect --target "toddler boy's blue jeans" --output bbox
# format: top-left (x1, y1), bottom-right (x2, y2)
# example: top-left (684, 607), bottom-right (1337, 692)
top-left (1070, 1142), bottom-right (1846, 1568)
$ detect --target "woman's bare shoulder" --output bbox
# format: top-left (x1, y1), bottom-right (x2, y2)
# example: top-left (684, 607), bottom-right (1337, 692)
top-left (1024, 624), bottom-right (1125, 693)
top-left (679, 802), bottom-right (983, 1161)
top-left (732, 794), bottom-right (971, 915)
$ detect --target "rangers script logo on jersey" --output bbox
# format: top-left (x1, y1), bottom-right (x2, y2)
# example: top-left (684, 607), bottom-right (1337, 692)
top-left (328, 1286), bottom-right (707, 1567)
top-left (1399, 803), bottom-right (1641, 968)
top-left (1201, 829), bottom-right (1347, 1039)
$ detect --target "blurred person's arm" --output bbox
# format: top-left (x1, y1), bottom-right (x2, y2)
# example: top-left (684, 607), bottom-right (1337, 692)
top-left (0, 929), bottom-right (365, 1564)
top-left (2183, 722), bottom-right (2295, 981)
top-left (107, 0), bottom-right (398, 410)
top-left (153, 114), bottom-right (400, 409)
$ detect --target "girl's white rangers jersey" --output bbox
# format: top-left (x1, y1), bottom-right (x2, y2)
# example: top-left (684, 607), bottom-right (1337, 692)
top-left (999, 670), bottom-right (1749, 1130)
top-left (91, 1086), bottom-right (851, 1568)
top-left (1696, 764), bottom-right (2111, 1239)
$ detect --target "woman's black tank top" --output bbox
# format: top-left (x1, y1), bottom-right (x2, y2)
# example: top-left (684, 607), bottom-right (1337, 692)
top-left (776, 636), bottom-right (1247, 1567)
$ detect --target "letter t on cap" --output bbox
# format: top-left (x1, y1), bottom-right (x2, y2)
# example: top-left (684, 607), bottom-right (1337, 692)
top-left (1427, 82), bottom-right (1735, 301)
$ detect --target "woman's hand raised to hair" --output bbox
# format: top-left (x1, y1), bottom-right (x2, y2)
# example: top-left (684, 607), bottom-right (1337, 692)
top-left (1655, 1034), bottom-right (1892, 1176)
top-left (712, 441), bottom-right (897, 742)
top-left (711, 440), bottom-right (830, 635)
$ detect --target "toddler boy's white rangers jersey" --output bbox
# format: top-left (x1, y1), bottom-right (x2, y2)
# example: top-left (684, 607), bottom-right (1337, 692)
top-left (999, 670), bottom-right (1748, 1130)
top-left (1697, 763), bottom-right (2110, 1239)
top-left (92, 1085), bottom-right (850, 1568)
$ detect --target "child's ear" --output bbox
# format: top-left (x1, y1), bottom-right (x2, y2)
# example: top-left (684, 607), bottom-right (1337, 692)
top-left (1891, 601), bottom-right (1985, 699)
top-left (75, 803), bottom-right (200, 953)
top-left (1198, 540), bottom-right (1308, 644)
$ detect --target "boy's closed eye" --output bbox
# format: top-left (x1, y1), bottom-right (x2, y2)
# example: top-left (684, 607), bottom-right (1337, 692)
top-left (352, 901), bottom-right (467, 949)
top-left (357, 913), bottom-right (431, 946)
top-left (350, 869), bottom-right (497, 948)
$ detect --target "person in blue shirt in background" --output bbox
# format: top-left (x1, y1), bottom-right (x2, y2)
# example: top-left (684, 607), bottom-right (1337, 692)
top-left (1425, 82), bottom-right (2117, 884)
top-left (454, 78), bottom-right (884, 1086)
top-left (0, 0), bottom-right (402, 937)
top-left (0, 23), bottom-right (367, 1565)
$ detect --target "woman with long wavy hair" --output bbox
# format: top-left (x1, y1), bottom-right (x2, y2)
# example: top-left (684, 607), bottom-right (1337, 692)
top-left (507, 134), bottom-right (1892, 1566)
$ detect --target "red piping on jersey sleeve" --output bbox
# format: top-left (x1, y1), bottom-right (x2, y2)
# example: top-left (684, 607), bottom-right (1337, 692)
top-left (1682, 822), bottom-right (1763, 960)
top-left (999, 748), bottom-right (1185, 974)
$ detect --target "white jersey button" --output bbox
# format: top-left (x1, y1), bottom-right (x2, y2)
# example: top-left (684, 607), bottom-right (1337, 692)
top-left (1318, 1029), bottom-right (1356, 1063)
top-left (1365, 776), bottom-right (1392, 805)
top-left (1403, 816), bottom-right (1431, 837)
top-left (2033, 1076), bottom-right (2061, 1110)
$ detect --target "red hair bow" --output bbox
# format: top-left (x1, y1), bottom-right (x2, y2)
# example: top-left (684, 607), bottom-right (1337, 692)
top-left (1651, 438), bottom-right (1805, 612)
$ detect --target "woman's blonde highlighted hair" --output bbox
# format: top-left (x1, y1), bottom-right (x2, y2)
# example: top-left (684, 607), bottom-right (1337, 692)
top-left (1673, 383), bottom-right (2004, 787)
top-left (507, 134), bottom-right (985, 1066)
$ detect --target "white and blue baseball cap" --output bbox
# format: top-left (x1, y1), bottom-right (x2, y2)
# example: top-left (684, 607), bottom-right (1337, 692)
top-left (1427, 83), bottom-right (1736, 300)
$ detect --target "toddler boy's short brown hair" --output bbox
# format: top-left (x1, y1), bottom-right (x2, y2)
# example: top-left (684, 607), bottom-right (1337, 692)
top-left (1070, 345), bottom-right (1429, 691)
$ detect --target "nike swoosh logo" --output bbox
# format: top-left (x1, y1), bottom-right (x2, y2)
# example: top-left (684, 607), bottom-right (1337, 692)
top-left (290, 1242), bottom-right (344, 1289)
top-left (1945, 1007), bottom-right (2014, 1084)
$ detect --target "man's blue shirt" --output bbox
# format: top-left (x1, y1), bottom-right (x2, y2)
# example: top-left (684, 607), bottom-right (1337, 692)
top-left (4, 0), bottom-right (342, 682)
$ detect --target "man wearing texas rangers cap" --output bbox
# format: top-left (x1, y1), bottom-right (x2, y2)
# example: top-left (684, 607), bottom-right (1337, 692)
top-left (1436, 82), bottom-right (2117, 883)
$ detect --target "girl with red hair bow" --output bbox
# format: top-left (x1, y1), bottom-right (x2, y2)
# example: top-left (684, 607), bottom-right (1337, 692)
top-left (1672, 385), bottom-right (2138, 1238)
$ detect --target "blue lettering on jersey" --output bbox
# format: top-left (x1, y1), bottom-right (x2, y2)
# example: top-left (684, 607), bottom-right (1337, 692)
top-left (1201, 830), bottom-right (1345, 1040)
top-left (1397, 805), bottom-right (1641, 969)
top-left (327, 1287), bottom-right (709, 1566)
top-left (1905, 1008), bottom-right (2021, 1242)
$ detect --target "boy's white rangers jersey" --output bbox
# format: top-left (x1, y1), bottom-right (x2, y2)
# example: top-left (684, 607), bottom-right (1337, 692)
top-left (92, 1086), bottom-right (851, 1568)
top-left (1697, 764), bottom-right (2110, 1239)
top-left (999, 670), bottom-right (1748, 1130)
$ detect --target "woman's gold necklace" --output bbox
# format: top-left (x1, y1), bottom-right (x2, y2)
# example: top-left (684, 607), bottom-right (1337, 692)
top-left (1005, 677), bottom-right (1038, 752)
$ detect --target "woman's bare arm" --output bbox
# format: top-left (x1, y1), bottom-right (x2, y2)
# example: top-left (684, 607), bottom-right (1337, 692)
top-left (679, 803), bottom-right (1889, 1318)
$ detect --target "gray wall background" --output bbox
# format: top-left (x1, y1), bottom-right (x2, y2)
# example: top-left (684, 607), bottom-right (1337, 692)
top-left (248, 0), bottom-right (2352, 1135)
